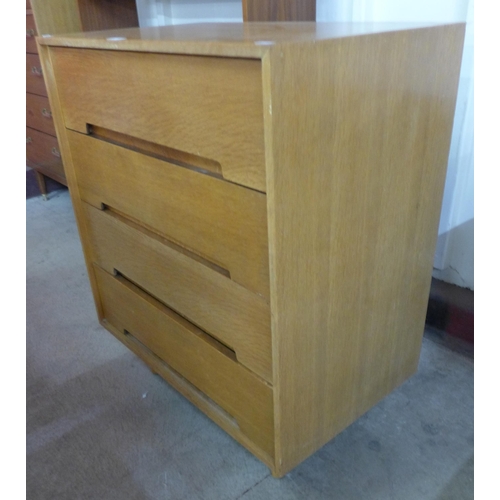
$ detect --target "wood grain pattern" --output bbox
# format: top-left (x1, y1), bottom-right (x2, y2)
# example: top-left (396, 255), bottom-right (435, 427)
top-left (243, 0), bottom-right (315, 22)
top-left (67, 130), bottom-right (270, 299)
top-left (263, 26), bottom-right (465, 475)
top-left (77, 0), bottom-right (138, 31)
top-left (83, 202), bottom-right (273, 383)
top-left (30, 0), bottom-right (82, 36)
top-left (30, 0), bottom-right (138, 36)
top-left (38, 42), bottom-right (105, 325)
top-left (39, 23), bottom-right (466, 477)
top-left (94, 264), bottom-right (274, 457)
top-left (26, 93), bottom-right (56, 137)
top-left (102, 319), bottom-right (275, 469)
top-left (50, 48), bottom-right (267, 192)
top-left (37, 22), bottom-right (453, 58)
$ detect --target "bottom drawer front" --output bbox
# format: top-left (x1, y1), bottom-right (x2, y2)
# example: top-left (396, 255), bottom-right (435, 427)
top-left (94, 264), bottom-right (274, 457)
top-left (26, 127), bottom-right (65, 180)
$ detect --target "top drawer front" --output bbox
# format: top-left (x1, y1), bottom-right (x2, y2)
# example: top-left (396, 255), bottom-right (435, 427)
top-left (50, 47), bottom-right (266, 192)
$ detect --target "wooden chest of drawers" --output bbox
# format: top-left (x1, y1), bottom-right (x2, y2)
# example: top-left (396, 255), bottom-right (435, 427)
top-left (39, 23), bottom-right (465, 477)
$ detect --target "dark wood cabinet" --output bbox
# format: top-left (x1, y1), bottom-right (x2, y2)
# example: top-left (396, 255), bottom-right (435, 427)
top-left (27, 0), bottom-right (139, 198)
top-left (243, 0), bottom-right (315, 21)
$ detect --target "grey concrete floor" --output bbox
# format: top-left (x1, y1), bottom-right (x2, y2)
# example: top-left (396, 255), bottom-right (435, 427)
top-left (27, 190), bottom-right (474, 500)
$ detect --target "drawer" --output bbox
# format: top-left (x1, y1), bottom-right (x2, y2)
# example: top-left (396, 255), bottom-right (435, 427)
top-left (26, 14), bottom-right (38, 54)
top-left (83, 202), bottom-right (273, 383)
top-left (26, 127), bottom-right (65, 179)
top-left (94, 264), bottom-right (274, 457)
top-left (68, 130), bottom-right (269, 300)
top-left (26, 94), bottom-right (56, 136)
top-left (26, 53), bottom-right (47, 96)
top-left (50, 47), bottom-right (266, 192)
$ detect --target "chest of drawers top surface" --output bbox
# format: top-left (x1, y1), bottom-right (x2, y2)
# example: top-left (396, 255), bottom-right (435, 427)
top-left (39, 22), bottom-right (465, 477)
top-left (37, 21), bottom-right (459, 56)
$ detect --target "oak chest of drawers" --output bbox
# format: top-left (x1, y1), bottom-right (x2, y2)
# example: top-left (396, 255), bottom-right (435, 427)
top-left (39, 22), bottom-right (465, 477)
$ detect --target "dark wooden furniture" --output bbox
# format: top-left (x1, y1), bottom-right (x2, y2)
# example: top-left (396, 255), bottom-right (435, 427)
top-left (26, 0), bottom-right (65, 199)
top-left (27, 0), bottom-right (139, 199)
top-left (243, 0), bottom-right (315, 21)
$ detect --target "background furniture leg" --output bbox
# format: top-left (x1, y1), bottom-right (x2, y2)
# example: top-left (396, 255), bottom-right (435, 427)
top-left (35, 170), bottom-right (48, 200)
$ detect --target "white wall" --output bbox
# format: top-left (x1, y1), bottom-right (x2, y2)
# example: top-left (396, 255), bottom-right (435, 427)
top-left (319, 1), bottom-right (474, 291)
top-left (136, 0), bottom-right (242, 26)
top-left (318, 0), bottom-right (469, 22)
top-left (136, 0), bottom-right (474, 290)
top-left (136, 0), bottom-right (172, 26)
top-left (432, 0), bottom-right (474, 289)
top-left (170, 0), bottom-right (242, 24)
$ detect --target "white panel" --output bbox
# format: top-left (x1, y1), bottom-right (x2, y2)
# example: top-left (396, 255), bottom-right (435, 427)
top-left (317, 0), bottom-right (474, 288)
top-left (317, 0), bottom-right (373, 21)
top-left (170, 0), bottom-right (242, 24)
top-left (433, 0), bottom-right (474, 289)
top-left (317, 0), bottom-right (352, 21)
top-left (372, 0), bottom-right (469, 22)
top-left (136, 0), bottom-right (173, 27)
top-left (137, 0), bottom-right (241, 25)
top-left (318, 0), bottom-right (469, 23)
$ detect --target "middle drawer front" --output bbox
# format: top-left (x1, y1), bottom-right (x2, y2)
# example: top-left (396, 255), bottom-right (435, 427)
top-left (68, 130), bottom-right (270, 300)
top-left (83, 202), bottom-right (273, 383)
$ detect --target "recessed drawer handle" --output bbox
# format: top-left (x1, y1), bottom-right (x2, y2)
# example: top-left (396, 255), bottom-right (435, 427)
top-left (31, 66), bottom-right (43, 76)
top-left (113, 268), bottom-right (238, 363)
top-left (88, 124), bottom-right (223, 179)
top-left (51, 147), bottom-right (61, 158)
top-left (26, 29), bottom-right (35, 37)
top-left (119, 326), bottom-right (239, 431)
top-left (41, 108), bottom-right (52, 118)
top-left (26, 137), bottom-right (32, 144)
top-left (101, 204), bottom-right (231, 278)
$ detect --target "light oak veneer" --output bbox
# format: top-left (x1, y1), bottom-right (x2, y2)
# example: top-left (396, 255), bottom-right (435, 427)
top-left (39, 22), bottom-right (465, 477)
